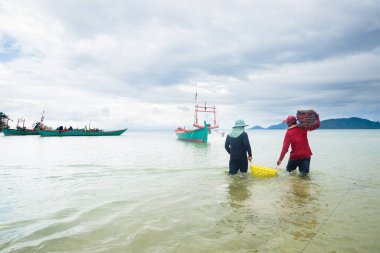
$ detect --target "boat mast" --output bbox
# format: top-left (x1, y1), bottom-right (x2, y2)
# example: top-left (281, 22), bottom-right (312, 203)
top-left (193, 102), bottom-right (219, 129)
top-left (213, 105), bottom-right (217, 127)
top-left (194, 85), bottom-right (199, 127)
top-left (40, 111), bottom-right (45, 129)
top-left (191, 84), bottom-right (219, 129)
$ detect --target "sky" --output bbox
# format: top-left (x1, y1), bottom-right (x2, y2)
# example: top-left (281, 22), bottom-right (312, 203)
top-left (1, 0), bottom-right (380, 130)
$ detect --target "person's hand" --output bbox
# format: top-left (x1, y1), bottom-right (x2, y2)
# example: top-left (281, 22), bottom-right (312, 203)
top-left (277, 160), bottom-right (281, 166)
top-left (248, 156), bottom-right (252, 162)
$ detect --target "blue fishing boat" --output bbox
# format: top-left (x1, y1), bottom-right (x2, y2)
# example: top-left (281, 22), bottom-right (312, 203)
top-left (175, 121), bottom-right (209, 143)
top-left (2, 117), bottom-right (40, 136)
top-left (3, 128), bottom-right (39, 136)
top-left (175, 96), bottom-right (219, 143)
top-left (39, 128), bottom-right (127, 137)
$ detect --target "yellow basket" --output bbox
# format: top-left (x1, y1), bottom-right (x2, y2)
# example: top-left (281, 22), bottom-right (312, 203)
top-left (250, 164), bottom-right (278, 177)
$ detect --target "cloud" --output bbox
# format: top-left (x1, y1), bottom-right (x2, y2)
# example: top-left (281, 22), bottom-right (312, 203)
top-left (0, 0), bottom-right (379, 129)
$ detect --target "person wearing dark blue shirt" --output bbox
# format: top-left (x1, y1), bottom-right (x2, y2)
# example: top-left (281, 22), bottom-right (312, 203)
top-left (225, 119), bottom-right (252, 175)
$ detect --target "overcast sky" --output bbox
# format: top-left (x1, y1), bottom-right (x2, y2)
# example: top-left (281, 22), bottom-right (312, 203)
top-left (1, 0), bottom-right (379, 130)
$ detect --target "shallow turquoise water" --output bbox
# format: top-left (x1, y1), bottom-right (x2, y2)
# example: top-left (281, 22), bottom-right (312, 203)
top-left (1, 130), bottom-right (379, 252)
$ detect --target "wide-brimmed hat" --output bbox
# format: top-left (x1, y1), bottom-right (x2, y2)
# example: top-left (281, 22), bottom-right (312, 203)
top-left (233, 119), bottom-right (248, 128)
top-left (282, 115), bottom-right (297, 123)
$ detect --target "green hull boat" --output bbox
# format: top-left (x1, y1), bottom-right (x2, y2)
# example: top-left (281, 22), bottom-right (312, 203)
top-left (175, 123), bottom-right (209, 143)
top-left (39, 128), bottom-right (127, 137)
top-left (2, 128), bottom-right (39, 136)
top-left (175, 97), bottom-right (219, 143)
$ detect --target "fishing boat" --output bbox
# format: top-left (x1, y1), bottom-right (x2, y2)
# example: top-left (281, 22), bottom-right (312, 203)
top-left (37, 111), bottom-right (127, 137)
top-left (2, 128), bottom-right (39, 136)
top-left (2, 118), bottom-right (39, 136)
top-left (175, 121), bottom-right (209, 143)
top-left (39, 128), bottom-right (127, 137)
top-left (175, 93), bottom-right (219, 143)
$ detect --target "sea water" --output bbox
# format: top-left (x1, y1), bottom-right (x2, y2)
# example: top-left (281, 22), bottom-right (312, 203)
top-left (0, 130), bottom-right (379, 253)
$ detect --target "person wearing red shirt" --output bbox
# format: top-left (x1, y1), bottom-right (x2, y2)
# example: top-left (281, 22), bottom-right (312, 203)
top-left (277, 114), bottom-right (320, 175)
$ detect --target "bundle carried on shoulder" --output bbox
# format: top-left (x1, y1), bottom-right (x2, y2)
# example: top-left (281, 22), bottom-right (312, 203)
top-left (296, 110), bottom-right (318, 129)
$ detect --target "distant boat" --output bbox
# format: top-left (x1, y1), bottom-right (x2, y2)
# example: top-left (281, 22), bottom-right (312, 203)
top-left (175, 92), bottom-right (219, 143)
top-left (2, 128), bottom-right (39, 136)
top-left (39, 128), bottom-right (127, 137)
top-left (2, 117), bottom-right (39, 136)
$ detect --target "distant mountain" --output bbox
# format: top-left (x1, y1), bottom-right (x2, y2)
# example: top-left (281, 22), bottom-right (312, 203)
top-left (320, 117), bottom-right (380, 129)
top-left (266, 122), bottom-right (287, 130)
top-left (249, 117), bottom-right (380, 130)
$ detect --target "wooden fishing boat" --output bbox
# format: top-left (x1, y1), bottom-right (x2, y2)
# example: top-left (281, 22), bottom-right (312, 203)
top-left (175, 92), bottom-right (219, 143)
top-left (2, 128), bottom-right (39, 136)
top-left (39, 128), bottom-right (127, 137)
top-left (2, 117), bottom-right (39, 136)
top-left (36, 111), bottom-right (127, 137)
top-left (175, 122), bottom-right (209, 143)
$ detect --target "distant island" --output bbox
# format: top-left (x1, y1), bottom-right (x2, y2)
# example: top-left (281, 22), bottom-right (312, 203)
top-left (250, 117), bottom-right (380, 130)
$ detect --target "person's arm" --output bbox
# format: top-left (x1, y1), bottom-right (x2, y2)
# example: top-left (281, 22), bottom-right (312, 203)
top-left (225, 136), bottom-right (231, 154)
top-left (277, 132), bottom-right (290, 165)
top-left (305, 113), bottom-right (320, 131)
top-left (243, 132), bottom-right (252, 161)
